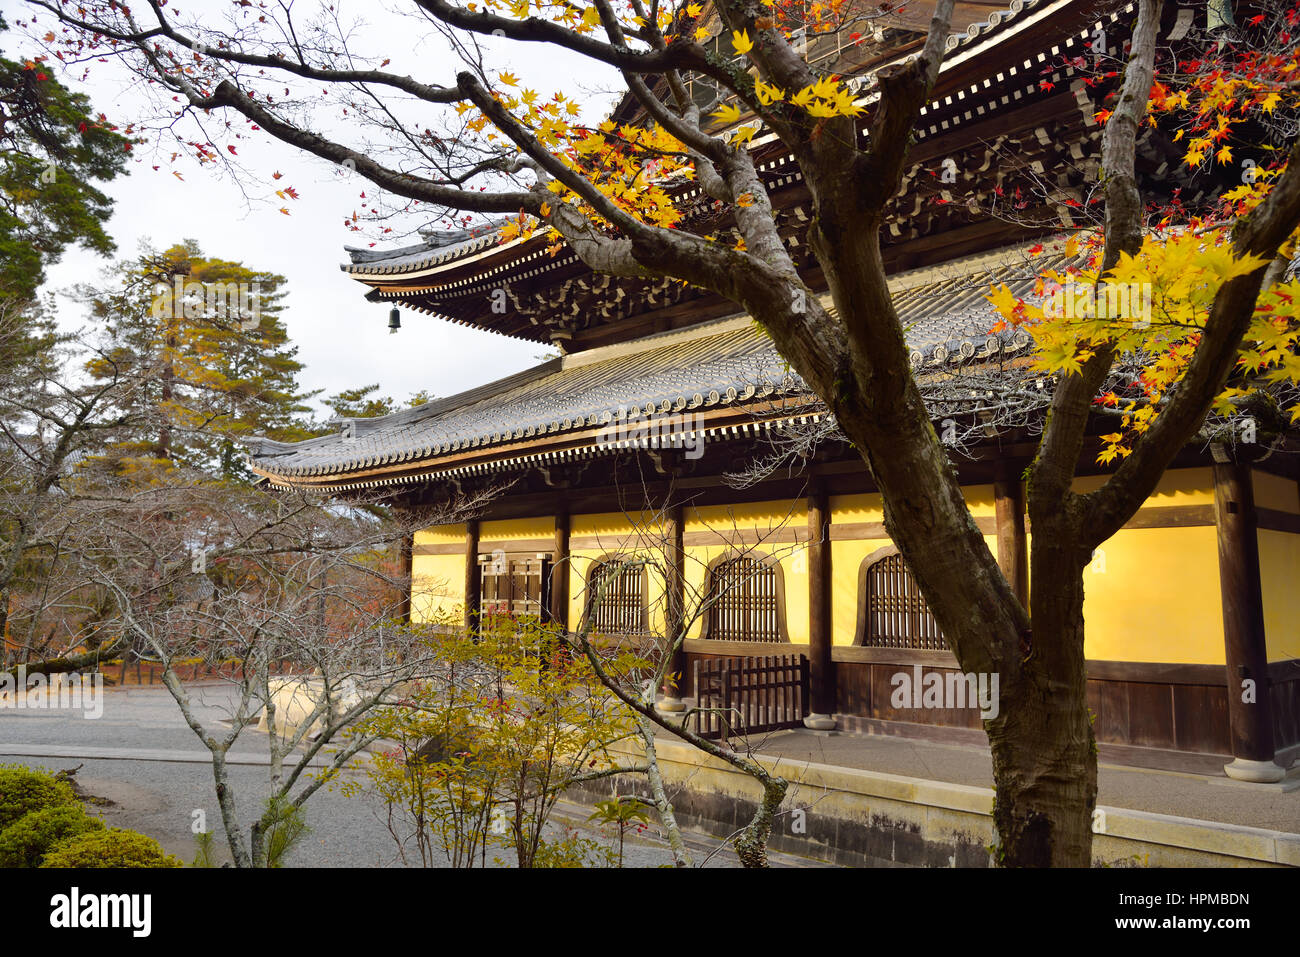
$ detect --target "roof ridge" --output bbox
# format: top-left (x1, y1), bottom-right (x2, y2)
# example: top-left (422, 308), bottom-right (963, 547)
top-left (886, 236), bottom-right (1073, 292)
top-left (559, 312), bottom-right (754, 371)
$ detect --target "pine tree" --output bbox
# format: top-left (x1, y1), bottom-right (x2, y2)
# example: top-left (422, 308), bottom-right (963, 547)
top-left (80, 241), bottom-right (317, 481)
top-left (0, 15), bottom-right (129, 304)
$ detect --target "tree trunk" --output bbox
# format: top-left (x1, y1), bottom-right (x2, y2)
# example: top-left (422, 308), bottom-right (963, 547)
top-left (987, 516), bottom-right (1097, 867)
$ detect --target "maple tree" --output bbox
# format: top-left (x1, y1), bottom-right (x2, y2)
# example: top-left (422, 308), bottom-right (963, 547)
top-left (989, 2), bottom-right (1300, 466)
top-left (20, 0), bottom-right (1300, 867)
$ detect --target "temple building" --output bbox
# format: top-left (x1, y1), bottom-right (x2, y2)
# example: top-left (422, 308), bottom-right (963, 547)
top-left (247, 0), bottom-right (1299, 779)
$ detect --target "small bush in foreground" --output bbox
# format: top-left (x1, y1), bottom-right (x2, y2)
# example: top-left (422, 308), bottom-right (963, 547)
top-left (0, 804), bottom-right (105, 867)
top-left (40, 828), bottom-right (182, 868)
top-left (0, 765), bottom-right (77, 831)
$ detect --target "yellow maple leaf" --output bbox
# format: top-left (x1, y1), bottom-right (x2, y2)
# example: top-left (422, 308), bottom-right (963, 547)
top-left (1215, 144), bottom-right (1233, 165)
top-left (755, 80), bottom-right (785, 105)
top-left (710, 102), bottom-right (742, 124)
top-left (498, 71), bottom-right (519, 87)
top-left (986, 283), bottom-right (1020, 318)
top-left (833, 90), bottom-right (862, 116)
top-left (809, 75), bottom-right (837, 100)
top-left (732, 29), bottom-right (754, 55)
top-left (686, 2), bottom-right (702, 16)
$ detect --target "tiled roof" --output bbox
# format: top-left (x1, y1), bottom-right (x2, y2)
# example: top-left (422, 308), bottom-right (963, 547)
top-left (250, 245), bottom-right (1054, 484)
top-left (342, 222), bottom-right (504, 275)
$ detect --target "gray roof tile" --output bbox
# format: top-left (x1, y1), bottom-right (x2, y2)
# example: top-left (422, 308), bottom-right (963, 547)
top-left (252, 247), bottom-right (1056, 478)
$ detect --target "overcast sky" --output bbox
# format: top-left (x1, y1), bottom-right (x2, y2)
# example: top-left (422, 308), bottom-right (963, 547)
top-left (12, 0), bottom-right (622, 414)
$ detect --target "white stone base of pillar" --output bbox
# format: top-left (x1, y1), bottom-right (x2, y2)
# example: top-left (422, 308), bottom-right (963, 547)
top-left (656, 696), bottom-right (687, 714)
top-left (1223, 757), bottom-right (1286, 783)
top-left (802, 713), bottom-right (837, 732)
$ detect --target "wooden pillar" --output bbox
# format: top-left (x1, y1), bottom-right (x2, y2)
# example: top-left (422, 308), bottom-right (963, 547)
top-left (994, 463), bottom-right (1029, 609)
top-left (399, 531), bottom-right (414, 626)
top-left (805, 484), bottom-right (836, 730)
top-left (464, 518), bottom-right (480, 634)
top-left (550, 509), bottom-right (570, 632)
top-left (1213, 458), bottom-right (1282, 781)
top-left (658, 502), bottom-right (688, 712)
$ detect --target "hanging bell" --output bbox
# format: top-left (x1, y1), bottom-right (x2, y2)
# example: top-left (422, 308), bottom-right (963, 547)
top-left (1207, 0), bottom-right (1234, 33)
top-left (388, 306), bottom-right (401, 334)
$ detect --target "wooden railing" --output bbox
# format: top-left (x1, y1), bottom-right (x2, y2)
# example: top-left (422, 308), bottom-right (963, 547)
top-left (691, 654), bottom-right (809, 744)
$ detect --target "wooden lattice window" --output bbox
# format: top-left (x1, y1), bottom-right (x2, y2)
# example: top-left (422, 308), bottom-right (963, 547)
top-left (857, 551), bottom-right (948, 650)
top-left (585, 559), bottom-right (648, 636)
top-left (479, 552), bottom-right (551, 622)
top-left (703, 554), bottom-right (787, 642)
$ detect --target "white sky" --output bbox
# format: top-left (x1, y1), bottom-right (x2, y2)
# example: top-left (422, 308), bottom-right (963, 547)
top-left (11, 0), bottom-right (623, 414)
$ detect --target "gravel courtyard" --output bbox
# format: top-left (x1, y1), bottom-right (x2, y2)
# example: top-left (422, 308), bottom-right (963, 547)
top-left (0, 682), bottom-right (800, 868)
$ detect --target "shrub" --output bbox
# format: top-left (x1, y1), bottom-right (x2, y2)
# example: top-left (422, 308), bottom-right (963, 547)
top-left (40, 828), bottom-right (182, 868)
top-left (0, 805), bottom-right (105, 868)
top-left (0, 765), bottom-right (77, 831)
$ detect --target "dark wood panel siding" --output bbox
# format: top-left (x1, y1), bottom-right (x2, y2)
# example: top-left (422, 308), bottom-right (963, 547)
top-left (829, 663), bottom-right (1234, 754)
top-left (1171, 684), bottom-right (1232, 754)
top-left (1271, 668), bottom-right (1300, 751)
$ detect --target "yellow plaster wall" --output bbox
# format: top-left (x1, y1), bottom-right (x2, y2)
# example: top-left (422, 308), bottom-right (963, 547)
top-left (1254, 470), bottom-right (1300, 514)
top-left (411, 554), bottom-right (464, 624)
top-left (829, 492), bottom-right (884, 524)
top-left (411, 523), bottom-right (466, 625)
top-left (408, 468), bottom-right (1242, 665)
top-left (571, 510), bottom-right (665, 539)
top-left (1259, 529), bottom-right (1300, 662)
top-left (1071, 466), bottom-right (1216, 505)
top-left (479, 516), bottom-right (554, 542)
top-left (685, 502), bottom-right (805, 535)
top-left (1080, 526), bottom-right (1224, 664)
top-left (1065, 467), bottom-right (1225, 664)
top-left (415, 524), bottom-right (466, 547)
